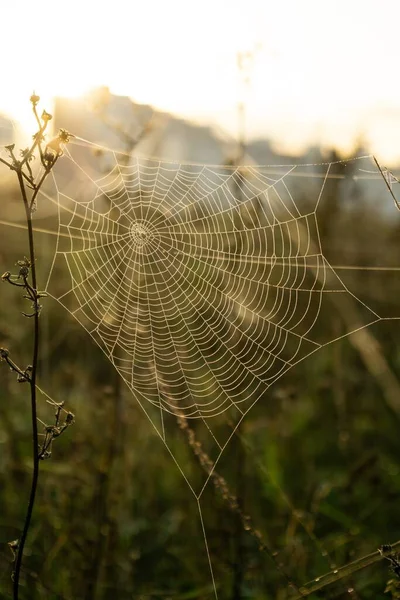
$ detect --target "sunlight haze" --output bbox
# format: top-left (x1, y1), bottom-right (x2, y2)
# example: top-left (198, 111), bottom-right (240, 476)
top-left (2, 0), bottom-right (400, 162)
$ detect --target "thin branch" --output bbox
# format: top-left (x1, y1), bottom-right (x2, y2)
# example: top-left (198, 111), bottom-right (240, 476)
top-left (291, 543), bottom-right (400, 598)
top-left (29, 157), bottom-right (58, 212)
top-left (19, 119), bottom-right (48, 169)
top-left (0, 349), bottom-right (31, 382)
top-left (0, 155), bottom-right (37, 188)
top-left (0, 156), bottom-right (12, 169)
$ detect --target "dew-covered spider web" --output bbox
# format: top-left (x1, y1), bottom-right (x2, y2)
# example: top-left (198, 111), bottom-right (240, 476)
top-left (43, 146), bottom-right (393, 427)
top-left (5, 136), bottom-right (400, 597)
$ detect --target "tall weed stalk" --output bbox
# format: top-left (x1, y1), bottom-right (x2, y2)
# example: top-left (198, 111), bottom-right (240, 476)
top-left (0, 95), bottom-right (74, 599)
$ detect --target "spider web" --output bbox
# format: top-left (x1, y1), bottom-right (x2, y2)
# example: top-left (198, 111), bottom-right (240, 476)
top-left (31, 141), bottom-right (400, 597)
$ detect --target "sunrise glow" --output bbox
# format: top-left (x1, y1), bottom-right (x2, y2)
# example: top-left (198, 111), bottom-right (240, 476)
top-left (2, 0), bottom-right (400, 162)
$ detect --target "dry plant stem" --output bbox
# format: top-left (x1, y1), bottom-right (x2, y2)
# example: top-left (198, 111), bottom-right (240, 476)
top-left (0, 157), bottom-right (35, 187)
top-left (0, 102), bottom-right (72, 597)
top-left (12, 170), bottom-right (40, 600)
top-left (290, 543), bottom-right (400, 598)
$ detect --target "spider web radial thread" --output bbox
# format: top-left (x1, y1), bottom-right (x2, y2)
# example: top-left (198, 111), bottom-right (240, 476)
top-left (43, 149), bottom-right (381, 438)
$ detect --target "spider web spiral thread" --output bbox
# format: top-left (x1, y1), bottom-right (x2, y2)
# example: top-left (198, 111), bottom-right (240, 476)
top-left (43, 149), bottom-right (383, 430)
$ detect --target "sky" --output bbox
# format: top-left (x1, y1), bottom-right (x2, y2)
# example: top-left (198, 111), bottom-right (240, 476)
top-left (1, 0), bottom-right (400, 163)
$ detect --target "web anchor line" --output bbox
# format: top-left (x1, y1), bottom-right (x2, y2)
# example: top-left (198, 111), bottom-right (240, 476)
top-left (373, 156), bottom-right (400, 211)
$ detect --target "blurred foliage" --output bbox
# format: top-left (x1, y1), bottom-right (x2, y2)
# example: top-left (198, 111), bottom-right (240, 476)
top-left (1, 148), bottom-right (400, 600)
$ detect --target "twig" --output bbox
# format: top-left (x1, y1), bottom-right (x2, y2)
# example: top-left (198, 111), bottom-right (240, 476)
top-left (291, 543), bottom-right (400, 598)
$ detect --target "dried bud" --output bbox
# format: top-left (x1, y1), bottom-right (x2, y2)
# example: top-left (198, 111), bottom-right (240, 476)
top-left (1, 271), bottom-right (11, 281)
top-left (17, 257), bottom-right (31, 268)
top-left (8, 539), bottom-right (19, 559)
top-left (58, 128), bottom-right (74, 143)
top-left (41, 110), bottom-right (52, 122)
top-left (30, 93), bottom-right (40, 105)
top-left (65, 412), bottom-right (75, 425)
top-left (32, 131), bottom-right (44, 143)
top-left (0, 348), bottom-right (9, 360)
top-left (45, 140), bottom-right (62, 157)
top-left (18, 265), bottom-right (29, 278)
top-left (20, 147), bottom-right (34, 162)
top-left (4, 143), bottom-right (15, 152)
top-left (45, 129), bottom-right (74, 158)
top-left (39, 450), bottom-right (52, 460)
top-left (43, 151), bottom-right (56, 165)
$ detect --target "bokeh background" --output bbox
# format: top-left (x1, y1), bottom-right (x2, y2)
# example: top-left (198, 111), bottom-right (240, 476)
top-left (1, 1), bottom-right (400, 599)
